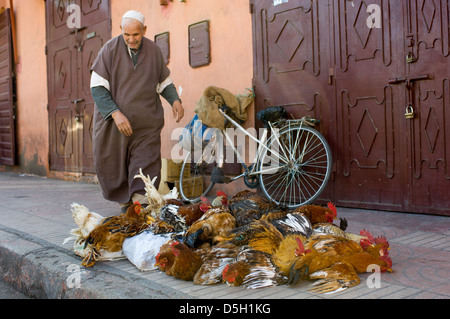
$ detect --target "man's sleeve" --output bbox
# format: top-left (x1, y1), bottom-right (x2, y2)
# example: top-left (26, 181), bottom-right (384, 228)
top-left (160, 83), bottom-right (181, 107)
top-left (90, 71), bottom-right (119, 120)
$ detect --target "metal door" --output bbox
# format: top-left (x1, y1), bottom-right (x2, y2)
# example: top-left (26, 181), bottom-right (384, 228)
top-left (0, 9), bottom-right (16, 166)
top-left (46, 0), bottom-right (110, 173)
top-left (251, 0), bottom-right (450, 215)
top-left (250, 0), bottom-right (335, 201)
top-left (401, 0), bottom-right (450, 214)
top-left (333, 0), bottom-right (406, 211)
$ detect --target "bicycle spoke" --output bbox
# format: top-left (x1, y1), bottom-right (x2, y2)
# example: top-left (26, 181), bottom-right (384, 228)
top-left (259, 124), bottom-right (332, 208)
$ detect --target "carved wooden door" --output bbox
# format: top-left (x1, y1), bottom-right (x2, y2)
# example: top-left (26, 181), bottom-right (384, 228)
top-left (250, 0), bottom-right (335, 201)
top-left (46, 0), bottom-right (110, 173)
top-left (0, 9), bottom-right (16, 166)
top-left (401, 0), bottom-right (450, 214)
top-left (251, 0), bottom-right (449, 215)
top-left (333, 0), bottom-right (406, 211)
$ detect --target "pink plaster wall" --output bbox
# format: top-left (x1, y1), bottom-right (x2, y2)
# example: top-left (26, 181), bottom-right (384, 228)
top-left (111, 0), bottom-right (255, 159)
top-left (1, 0), bottom-right (254, 188)
top-left (1, 0), bottom-right (48, 175)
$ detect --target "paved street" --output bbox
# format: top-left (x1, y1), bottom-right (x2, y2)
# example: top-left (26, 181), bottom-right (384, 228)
top-left (0, 276), bottom-right (30, 299)
top-left (0, 171), bottom-right (449, 299)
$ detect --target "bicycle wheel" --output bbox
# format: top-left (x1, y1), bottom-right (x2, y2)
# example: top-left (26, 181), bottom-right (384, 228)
top-left (257, 123), bottom-right (332, 208)
top-left (179, 148), bottom-right (217, 203)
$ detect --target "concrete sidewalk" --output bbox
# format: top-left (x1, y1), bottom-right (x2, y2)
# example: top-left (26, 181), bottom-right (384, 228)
top-left (0, 171), bottom-right (449, 299)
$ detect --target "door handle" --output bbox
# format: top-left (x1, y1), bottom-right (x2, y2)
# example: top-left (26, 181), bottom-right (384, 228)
top-left (71, 99), bottom-right (85, 120)
top-left (388, 74), bottom-right (430, 85)
top-left (70, 99), bottom-right (85, 104)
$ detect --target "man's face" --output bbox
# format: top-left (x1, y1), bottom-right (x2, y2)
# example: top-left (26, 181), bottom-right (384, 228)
top-left (121, 19), bottom-right (147, 50)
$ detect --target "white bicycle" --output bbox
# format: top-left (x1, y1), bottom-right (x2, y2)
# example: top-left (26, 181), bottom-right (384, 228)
top-left (178, 106), bottom-right (332, 208)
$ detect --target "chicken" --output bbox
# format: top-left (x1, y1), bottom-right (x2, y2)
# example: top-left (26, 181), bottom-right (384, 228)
top-left (157, 241), bottom-right (202, 281)
top-left (211, 190), bottom-right (228, 207)
top-left (155, 239), bottom-right (176, 273)
top-left (272, 234), bottom-right (308, 277)
top-left (64, 203), bottom-right (104, 247)
top-left (222, 220), bottom-right (284, 255)
top-left (81, 202), bottom-right (149, 267)
top-left (193, 242), bottom-right (241, 285)
top-left (157, 191), bottom-right (228, 233)
top-left (293, 202), bottom-right (337, 224)
top-left (270, 212), bottom-right (313, 237)
top-left (312, 223), bottom-right (368, 243)
top-left (222, 248), bottom-right (287, 289)
top-left (184, 206), bottom-right (236, 248)
top-left (64, 203), bottom-right (127, 262)
top-left (287, 234), bottom-right (393, 293)
top-left (228, 190), bottom-right (279, 226)
top-left (133, 168), bottom-right (179, 220)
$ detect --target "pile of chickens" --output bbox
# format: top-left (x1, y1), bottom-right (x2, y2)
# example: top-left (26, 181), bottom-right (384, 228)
top-left (65, 170), bottom-right (392, 294)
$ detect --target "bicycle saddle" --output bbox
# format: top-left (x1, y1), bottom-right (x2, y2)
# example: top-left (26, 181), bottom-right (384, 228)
top-left (257, 106), bottom-right (288, 127)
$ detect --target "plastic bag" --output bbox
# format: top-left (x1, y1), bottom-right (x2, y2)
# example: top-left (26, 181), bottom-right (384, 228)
top-left (123, 230), bottom-right (173, 271)
top-left (178, 114), bottom-right (218, 151)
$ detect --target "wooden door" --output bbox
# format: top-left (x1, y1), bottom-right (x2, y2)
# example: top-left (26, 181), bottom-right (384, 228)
top-left (333, 0), bottom-right (406, 211)
top-left (402, 0), bottom-right (450, 214)
top-left (251, 0), bottom-right (450, 215)
top-left (46, 0), bottom-right (110, 173)
top-left (0, 9), bottom-right (16, 166)
top-left (250, 0), bottom-right (335, 201)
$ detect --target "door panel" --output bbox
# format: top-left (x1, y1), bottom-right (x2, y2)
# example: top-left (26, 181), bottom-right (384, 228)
top-left (251, 0), bottom-right (449, 215)
top-left (405, 0), bottom-right (450, 214)
top-left (48, 35), bottom-right (78, 171)
top-left (251, 0), bottom-right (334, 201)
top-left (0, 9), bottom-right (16, 166)
top-left (46, 0), bottom-right (110, 173)
top-left (334, 0), bottom-right (406, 210)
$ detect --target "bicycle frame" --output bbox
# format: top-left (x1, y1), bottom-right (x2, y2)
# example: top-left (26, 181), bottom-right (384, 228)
top-left (217, 109), bottom-right (293, 183)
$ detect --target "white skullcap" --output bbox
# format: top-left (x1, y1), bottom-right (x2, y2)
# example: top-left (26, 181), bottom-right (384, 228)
top-left (122, 10), bottom-right (145, 25)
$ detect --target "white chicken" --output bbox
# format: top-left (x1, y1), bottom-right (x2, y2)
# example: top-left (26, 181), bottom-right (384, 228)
top-left (63, 203), bottom-right (125, 261)
top-left (134, 168), bottom-right (179, 219)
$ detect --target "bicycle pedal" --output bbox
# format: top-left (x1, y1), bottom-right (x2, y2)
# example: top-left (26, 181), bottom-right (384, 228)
top-left (211, 167), bottom-right (231, 184)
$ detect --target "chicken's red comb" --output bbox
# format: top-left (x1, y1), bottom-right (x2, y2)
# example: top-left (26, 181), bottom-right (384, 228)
top-left (295, 237), bottom-right (305, 252)
top-left (200, 196), bottom-right (210, 203)
top-left (360, 229), bottom-right (375, 243)
top-left (216, 190), bottom-right (227, 197)
top-left (374, 235), bottom-right (389, 247)
top-left (327, 202), bottom-right (337, 216)
top-left (134, 201), bottom-right (142, 214)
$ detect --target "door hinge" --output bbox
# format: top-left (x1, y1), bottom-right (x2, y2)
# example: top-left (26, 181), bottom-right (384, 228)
top-left (45, 45), bottom-right (48, 55)
top-left (249, 2), bottom-right (254, 14)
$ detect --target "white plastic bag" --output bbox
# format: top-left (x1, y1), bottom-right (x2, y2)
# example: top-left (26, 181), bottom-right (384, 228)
top-left (123, 230), bottom-right (172, 271)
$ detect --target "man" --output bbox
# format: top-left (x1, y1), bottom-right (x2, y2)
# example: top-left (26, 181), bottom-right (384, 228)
top-left (90, 10), bottom-right (184, 211)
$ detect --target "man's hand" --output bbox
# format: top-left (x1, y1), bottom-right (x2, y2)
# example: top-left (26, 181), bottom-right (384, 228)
top-left (172, 100), bottom-right (184, 123)
top-left (111, 110), bottom-right (133, 136)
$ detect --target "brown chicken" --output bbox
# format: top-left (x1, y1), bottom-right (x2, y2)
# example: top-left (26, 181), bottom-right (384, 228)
top-left (157, 241), bottom-right (202, 281)
top-left (222, 248), bottom-right (287, 289)
top-left (81, 202), bottom-right (148, 267)
top-left (287, 234), bottom-right (393, 293)
top-left (223, 220), bottom-right (284, 255)
top-left (184, 206), bottom-right (236, 248)
top-left (157, 191), bottom-right (228, 234)
top-left (155, 239), bottom-right (176, 272)
top-left (228, 190), bottom-right (279, 226)
top-left (293, 202), bottom-right (337, 224)
top-left (193, 242), bottom-right (240, 285)
top-left (272, 234), bottom-right (308, 277)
